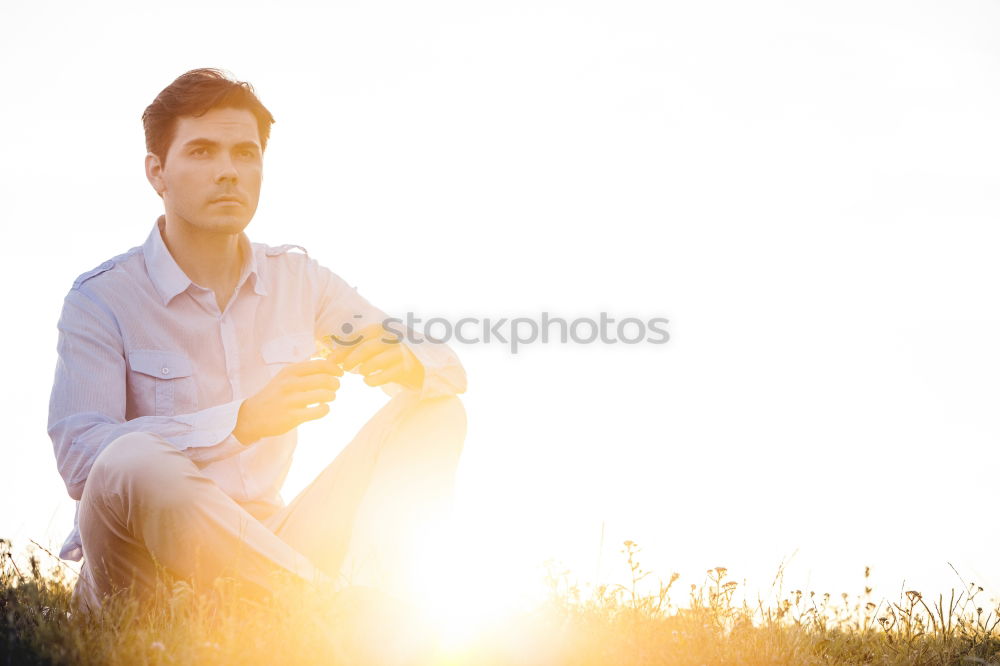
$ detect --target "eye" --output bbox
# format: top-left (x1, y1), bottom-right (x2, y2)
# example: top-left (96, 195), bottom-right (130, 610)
top-left (238, 149), bottom-right (258, 159)
top-left (190, 147), bottom-right (209, 157)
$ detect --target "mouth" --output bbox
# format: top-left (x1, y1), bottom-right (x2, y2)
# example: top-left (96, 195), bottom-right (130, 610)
top-left (210, 196), bottom-right (243, 205)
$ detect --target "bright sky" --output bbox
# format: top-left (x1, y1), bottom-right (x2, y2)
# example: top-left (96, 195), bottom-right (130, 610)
top-left (2, 0), bottom-right (999, 614)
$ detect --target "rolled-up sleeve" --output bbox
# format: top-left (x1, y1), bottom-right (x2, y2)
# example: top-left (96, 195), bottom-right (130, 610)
top-left (47, 287), bottom-right (245, 501)
top-left (310, 259), bottom-right (467, 400)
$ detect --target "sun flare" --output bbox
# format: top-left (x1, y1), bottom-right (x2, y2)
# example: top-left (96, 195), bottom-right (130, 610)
top-left (400, 516), bottom-right (547, 653)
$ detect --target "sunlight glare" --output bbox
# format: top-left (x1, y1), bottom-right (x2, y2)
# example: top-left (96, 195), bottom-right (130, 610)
top-left (404, 516), bottom-right (546, 653)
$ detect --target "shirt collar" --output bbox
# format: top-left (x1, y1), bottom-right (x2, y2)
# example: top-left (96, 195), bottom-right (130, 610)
top-left (143, 215), bottom-right (268, 306)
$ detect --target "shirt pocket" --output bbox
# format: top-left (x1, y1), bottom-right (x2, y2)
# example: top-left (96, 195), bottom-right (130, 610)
top-left (128, 349), bottom-right (197, 417)
top-left (260, 333), bottom-right (317, 379)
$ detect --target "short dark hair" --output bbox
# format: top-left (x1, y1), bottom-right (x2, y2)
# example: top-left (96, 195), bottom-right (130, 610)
top-left (142, 68), bottom-right (275, 164)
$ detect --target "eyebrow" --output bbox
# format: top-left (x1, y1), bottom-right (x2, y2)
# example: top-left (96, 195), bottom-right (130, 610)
top-left (181, 138), bottom-right (261, 151)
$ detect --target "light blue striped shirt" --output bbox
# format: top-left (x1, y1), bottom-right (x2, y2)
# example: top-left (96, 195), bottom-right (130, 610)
top-left (47, 216), bottom-right (466, 561)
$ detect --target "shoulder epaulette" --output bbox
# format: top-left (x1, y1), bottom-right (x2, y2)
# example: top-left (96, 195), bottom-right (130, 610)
top-left (264, 243), bottom-right (309, 257)
top-left (71, 244), bottom-right (142, 290)
top-left (72, 260), bottom-right (116, 289)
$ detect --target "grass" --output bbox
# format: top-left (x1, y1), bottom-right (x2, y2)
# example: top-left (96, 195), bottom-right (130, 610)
top-left (3, 537), bottom-right (999, 665)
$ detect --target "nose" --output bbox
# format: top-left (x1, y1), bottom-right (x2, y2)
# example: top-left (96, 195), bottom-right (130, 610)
top-left (214, 154), bottom-right (238, 183)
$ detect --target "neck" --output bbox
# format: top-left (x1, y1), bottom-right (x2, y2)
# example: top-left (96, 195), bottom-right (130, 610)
top-left (159, 214), bottom-right (245, 294)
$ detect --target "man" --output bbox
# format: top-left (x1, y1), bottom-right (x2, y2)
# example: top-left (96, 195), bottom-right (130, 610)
top-left (47, 68), bottom-right (467, 615)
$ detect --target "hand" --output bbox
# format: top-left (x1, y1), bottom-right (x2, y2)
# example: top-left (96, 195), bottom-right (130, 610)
top-left (232, 358), bottom-right (343, 445)
top-left (324, 322), bottom-right (425, 392)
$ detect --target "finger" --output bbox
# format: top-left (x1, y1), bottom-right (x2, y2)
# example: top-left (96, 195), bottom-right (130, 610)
top-left (284, 374), bottom-right (340, 394)
top-left (324, 337), bottom-right (365, 365)
top-left (283, 358), bottom-right (344, 377)
top-left (357, 348), bottom-right (400, 376)
top-left (288, 389), bottom-right (338, 408)
top-left (290, 402), bottom-right (330, 425)
top-left (344, 337), bottom-right (396, 372)
top-left (331, 322), bottom-right (401, 366)
top-left (342, 340), bottom-right (383, 372)
top-left (325, 323), bottom-right (385, 364)
top-left (365, 350), bottom-right (423, 389)
top-left (363, 364), bottom-right (406, 387)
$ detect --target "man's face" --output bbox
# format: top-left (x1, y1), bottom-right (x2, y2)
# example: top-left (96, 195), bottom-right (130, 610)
top-left (147, 106), bottom-right (263, 235)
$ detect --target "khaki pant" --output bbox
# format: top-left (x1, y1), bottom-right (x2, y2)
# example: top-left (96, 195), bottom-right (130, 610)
top-left (73, 392), bottom-right (466, 613)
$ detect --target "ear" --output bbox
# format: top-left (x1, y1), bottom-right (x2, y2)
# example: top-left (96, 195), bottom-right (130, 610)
top-left (145, 152), bottom-right (166, 199)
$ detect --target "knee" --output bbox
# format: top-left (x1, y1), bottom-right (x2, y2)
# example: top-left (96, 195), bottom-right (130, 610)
top-left (86, 432), bottom-right (196, 507)
top-left (91, 432), bottom-right (168, 483)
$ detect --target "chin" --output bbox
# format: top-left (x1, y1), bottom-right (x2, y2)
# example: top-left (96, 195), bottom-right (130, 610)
top-left (195, 214), bottom-right (252, 235)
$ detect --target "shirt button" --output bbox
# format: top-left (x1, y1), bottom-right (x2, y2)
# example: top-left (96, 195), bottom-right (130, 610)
top-left (161, 367), bottom-right (170, 375)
